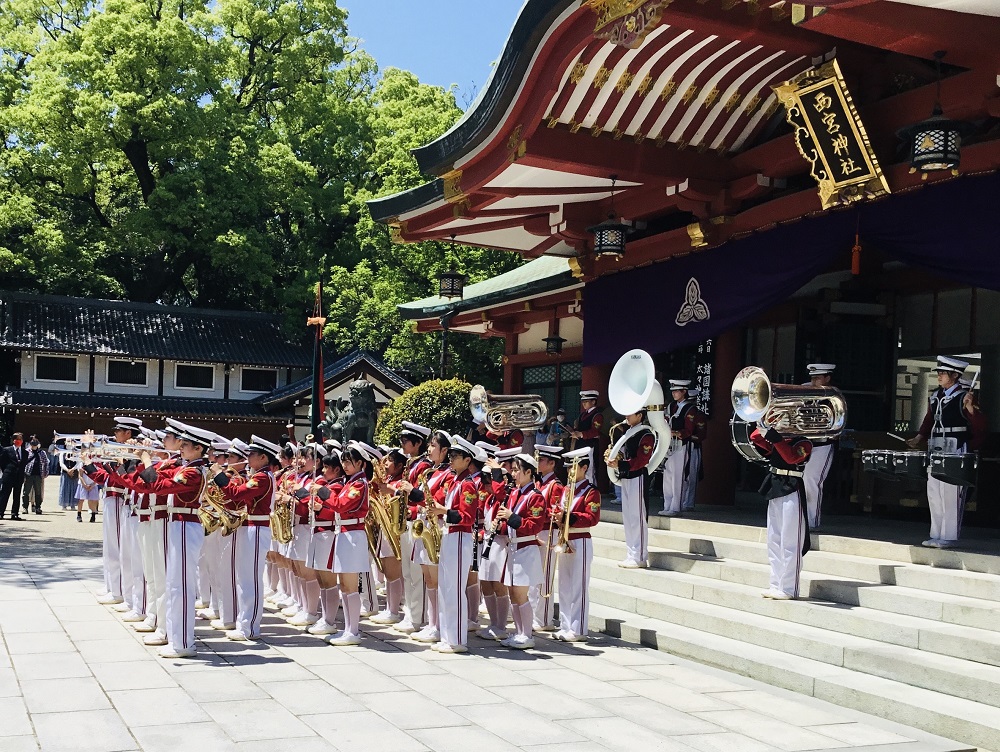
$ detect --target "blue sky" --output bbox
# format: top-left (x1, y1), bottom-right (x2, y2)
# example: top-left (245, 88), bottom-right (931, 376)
top-left (341, 0), bottom-right (525, 106)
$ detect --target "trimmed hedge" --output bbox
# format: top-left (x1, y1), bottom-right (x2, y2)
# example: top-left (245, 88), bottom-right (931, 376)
top-left (375, 378), bottom-right (473, 445)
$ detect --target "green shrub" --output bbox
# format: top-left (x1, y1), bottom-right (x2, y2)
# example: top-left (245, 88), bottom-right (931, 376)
top-left (375, 378), bottom-right (473, 445)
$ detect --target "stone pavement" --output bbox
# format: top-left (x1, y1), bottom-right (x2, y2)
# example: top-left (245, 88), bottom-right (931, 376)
top-left (0, 482), bottom-right (974, 752)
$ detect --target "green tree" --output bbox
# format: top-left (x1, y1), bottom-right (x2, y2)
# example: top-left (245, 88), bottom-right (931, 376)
top-left (374, 378), bottom-right (472, 445)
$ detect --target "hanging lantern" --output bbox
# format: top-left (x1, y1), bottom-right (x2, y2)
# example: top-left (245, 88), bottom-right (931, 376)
top-left (438, 234), bottom-right (465, 299)
top-left (543, 336), bottom-right (567, 356)
top-left (588, 175), bottom-right (630, 258)
top-left (898, 51), bottom-right (967, 177)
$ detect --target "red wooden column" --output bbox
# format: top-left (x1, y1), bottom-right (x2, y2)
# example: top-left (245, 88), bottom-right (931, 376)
top-left (697, 328), bottom-right (741, 506)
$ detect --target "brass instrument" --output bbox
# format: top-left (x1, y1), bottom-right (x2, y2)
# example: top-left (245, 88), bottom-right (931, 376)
top-left (269, 469), bottom-right (296, 544)
top-left (199, 467), bottom-right (247, 536)
top-left (470, 385), bottom-right (548, 432)
top-left (552, 455), bottom-right (581, 556)
top-left (731, 366), bottom-right (847, 440)
top-left (367, 462), bottom-right (404, 562)
top-left (60, 439), bottom-right (171, 464)
top-left (605, 350), bottom-right (673, 485)
top-left (411, 469), bottom-right (442, 564)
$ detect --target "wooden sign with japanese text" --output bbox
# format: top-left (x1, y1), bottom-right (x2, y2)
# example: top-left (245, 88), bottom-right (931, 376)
top-left (695, 339), bottom-right (714, 417)
top-left (774, 59), bottom-right (889, 210)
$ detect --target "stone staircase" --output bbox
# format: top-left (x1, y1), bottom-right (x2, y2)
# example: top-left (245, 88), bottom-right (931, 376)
top-left (587, 510), bottom-right (1000, 751)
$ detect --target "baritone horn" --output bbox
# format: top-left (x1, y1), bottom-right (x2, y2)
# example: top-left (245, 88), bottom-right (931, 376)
top-left (470, 385), bottom-right (548, 432)
top-left (730, 366), bottom-right (846, 440)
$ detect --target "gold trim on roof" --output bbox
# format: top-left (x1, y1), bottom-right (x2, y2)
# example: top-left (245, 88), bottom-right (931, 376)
top-left (725, 91), bottom-right (741, 113)
top-left (616, 70), bottom-right (635, 92)
top-left (570, 61), bottom-right (589, 84)
top-left (682, 84), bottom-right (699, 104)
top-left (687, 222), bottom-right (708, 248)
top-left (586, 0), bottom-right (674, 49)
top-left (442, 170), bottom-right (465, 204)
top-left (660, 78), bottom-right (677, 101)
top-left (593, 66), bottom-right (612, 89)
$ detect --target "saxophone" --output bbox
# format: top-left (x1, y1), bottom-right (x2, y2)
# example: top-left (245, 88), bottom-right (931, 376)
top-left (198, 467), bottom-right (248, 536)
top-left (368, 463), bottom-right (404, 561)
top-left (269, 468), bottom-right (296, 544)
top-left (411, 469), bottom-right (442, 565)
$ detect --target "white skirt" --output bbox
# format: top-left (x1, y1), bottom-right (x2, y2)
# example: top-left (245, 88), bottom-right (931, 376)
top-left (414, 521), bottom-right (443, 567)
top-left (479, 534), bottom-right (509, 582)
top-left (75, 482), bottom-right (101, 501)
top-left (503, 542), bottom-right (543, 587)
top-left (333, 529), bottom-right (370, 574)
top-left (287, 524), bottom-right (311, 561)
top-left (307, 530), bottom-right (335, 571)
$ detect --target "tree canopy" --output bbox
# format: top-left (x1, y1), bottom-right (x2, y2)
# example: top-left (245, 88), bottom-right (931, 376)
top-left (0, 0), bottom-right (518, 387)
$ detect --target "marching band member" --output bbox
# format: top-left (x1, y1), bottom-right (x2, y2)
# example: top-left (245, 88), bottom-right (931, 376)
top-left (265, 444), bottom-right (298, 607)
top-left (468, 442), bottom-right (498, 629)
top-left (397, 429), bottom-right (454, 645)
top-left (571, 390), bottom-right (603, 484)
top-left (802, 364), bottom-right (837, 530)
top-left (476, 447), bottom-right (519, 640)
top-left (427, 435), bottom-right (480, 653)
top-left (359, 445), bottom-right (385, 619)
top-left (325, 442), bottom-right (374, 646)
top-left (606, 412), bottom-right (655, 569)
top-left (286, 443), bottom-right (326, 627)
top-left (750, 419), bottom-right (812, 600)
top-left (495, 453), bottom-right (548, 649)
top-left (394, 421), bottom-right (432, 634)
top-left (205, 439), bottom-right (250, 632)
top-left (533, 444), bottom-right (564, 632)
top-left (555, 447), bottom-right (600, 642)
top-left (486, 424), bottom-right (524, 451)
top-left (94, 421), bottom-right (216, 658)
top-left (370, 448), bottom-right (408, 626)
top-left (92, 416), bottom-right (142, 606)
top-left (659, 380), bottom-right (707, 517)
top-left (304, 452), bottom-right (346, 635)
top-left (196, 439), bottom-right (231, 620)
top-left (214, 436), bottom-right (281, 640)
top-left (907, 356), bottom-right (987, 548)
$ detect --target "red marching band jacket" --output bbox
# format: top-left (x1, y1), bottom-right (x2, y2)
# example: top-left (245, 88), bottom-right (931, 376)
top-left (616, 429), bottom-right (657, 478)
top-left (408, 464), bottom-right (453, 521)
top-left (499, 483), bottom-right (548, 549)
top-left (486, 428), bottom-right (524, 450)
top-left (310, 477), bottom-right (346, 533)
top-left (217, 469), bottom-right (275, 527)
top-left (328, 471), bottom-right (370, 532)
top-left (574, 407), bottom-right (604, 444)
top-left (110, 458), bottom-right (210, 523)
top-left (442, 468), bottom-right (479, 533)
top-left (564, 480), bottom-right (601, 540)
top-left (405, 456), bottom-right (433, 521)
top-left (538, 473), bottom-right (565, 517)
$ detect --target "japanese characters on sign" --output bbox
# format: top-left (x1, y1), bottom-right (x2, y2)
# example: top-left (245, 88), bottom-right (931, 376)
top-left (695, 339), bottom-right (714, 417)
top-left (773, 59), bottom-right (889, 210)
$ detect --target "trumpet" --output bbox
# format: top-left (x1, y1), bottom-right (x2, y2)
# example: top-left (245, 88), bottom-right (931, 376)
top-left (59, 440), bottom-right (172, 464)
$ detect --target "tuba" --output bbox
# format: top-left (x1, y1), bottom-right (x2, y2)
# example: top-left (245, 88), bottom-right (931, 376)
top-left (731, 366), bottom-right (846, 440)
top-left (605, 349), bottom-right (673, 486)
top-left (470, 385), bottom-right (548, 432)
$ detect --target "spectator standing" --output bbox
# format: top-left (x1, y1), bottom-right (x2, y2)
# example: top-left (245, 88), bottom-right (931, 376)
top-left (59, 448), bottom-right (80, 511)
top-left (21, 437), bottom-right (49, 515)
top-left (76, 468), bottom-right (101, 523)
top-left (0, 433), bottom-right (29, 520)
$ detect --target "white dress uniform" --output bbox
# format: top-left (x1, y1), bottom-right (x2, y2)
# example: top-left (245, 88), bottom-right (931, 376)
top-left (556, 472), bottom-right (600, 641)
top-left (612, 425), bottom-right (655, 567)
top-left (801, 364), bottom-right (837, 529)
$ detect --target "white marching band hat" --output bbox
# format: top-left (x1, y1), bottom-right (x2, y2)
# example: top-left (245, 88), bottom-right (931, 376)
top-left (807, 363), bottom-right (836, 376)
top-left (935, 355), bottom-right (968, 373)
top-left (579, 390), bottom-right (599, 400)
top-left (449, 435), bottom-right (479, 458)
top-left (305, 442), bottom-right (328, 458)
top-left (229, 439), bottom-right (250, 459)
top-left (249, 435), bottom-right (281, 458)
top-left (171, 422), bottom-right (216, 448)
top-left (514, 452), bottom-right (538, 469)
top-left (495, 447), bottom-right (521, 461)
top-left (211, 439), bottom-right (231, 453)
top-left (114, 416), bottom-right (142, 432)
top-left (563, 446), bottom-right (594, 464)
top-left (474, 441), bottom-right (499, 457)
top-left (668, 379), bottom-right (692, 390)
top-left (535, 444), bottom-right (564, 461)
top-left (400, 421), bottom-right (431, 439)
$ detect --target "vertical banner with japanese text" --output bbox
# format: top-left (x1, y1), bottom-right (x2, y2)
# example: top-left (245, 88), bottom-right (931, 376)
top-left (695, 339), bottom-right (715, 417)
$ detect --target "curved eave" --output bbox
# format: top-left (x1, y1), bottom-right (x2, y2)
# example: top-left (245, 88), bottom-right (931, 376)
top-left (412, 0), bottom-right (574, 176)
top-left (367, 178), bottom-right (445, 224)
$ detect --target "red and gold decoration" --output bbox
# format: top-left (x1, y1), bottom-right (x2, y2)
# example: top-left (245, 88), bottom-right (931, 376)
top-left (774, 59), bottom-right (889, 211)
top-left (586, 0), bottom-right (672, 49)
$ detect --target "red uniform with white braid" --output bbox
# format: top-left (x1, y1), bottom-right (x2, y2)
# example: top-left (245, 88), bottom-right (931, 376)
top-left (557, 479), bottom-right (600, 641)
top-left (535, 472), bottom-right (564, 629)
top-left (437, 468), bottom-right (479, 649)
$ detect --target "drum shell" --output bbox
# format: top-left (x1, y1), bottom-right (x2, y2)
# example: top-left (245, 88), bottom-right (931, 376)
top-left (730, 419), bottom-right (767, 465)
top-left (892, 451), bottom-right (928, 482)
top-left (929, 452), bottom-right (978, 487)
top-left (862, 449), bottom-right (898, 480)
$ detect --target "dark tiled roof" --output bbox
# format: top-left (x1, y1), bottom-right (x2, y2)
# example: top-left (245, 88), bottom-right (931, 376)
top-left (0, 291), bottom-right (311, 368)
top-left (7, 389), bottom-right (283, 419)
top-left (261, 350), bottom-right (413, 410)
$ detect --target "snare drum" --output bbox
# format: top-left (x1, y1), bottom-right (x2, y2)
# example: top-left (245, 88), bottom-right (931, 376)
top-left (730, 419), bottom-right (767, 465)
top-left (929, 452), bottom-right (978, 487)
top-left (862, 449), bottom-right (898, 480)
top-left (892, 450), bottom-right (928, 481)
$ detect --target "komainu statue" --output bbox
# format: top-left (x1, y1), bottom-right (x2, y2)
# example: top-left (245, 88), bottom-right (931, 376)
top-left (318, 380), bottom-right (377, 445)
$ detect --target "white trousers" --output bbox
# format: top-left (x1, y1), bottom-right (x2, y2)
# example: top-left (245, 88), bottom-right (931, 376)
top-left (532, 529), bottom-right (557, 629)
top-left (660, 449), bottom-right (686, 514)
top-left (214, 532), bottom-right (237, 625)
top-left (682, 446), bottom-right (701, 511)
top-left (121, 512), bottom-right (146, 614)
top-left (102, 496), bottom-right (124, 598)
top-left (235, 526), bottom-right (271, 637)
top-left (164, 521), bottom-right (205, 651)
top-left (400, 526), bottom-right (424, 626)
top-left (198, 532), bottom-right (218, 606)
top-left (137, 520), bottom-right (167, 626)
top-left (767, 491), bottom-right (805, 598)
top-left (802, 443), bottom-right (833, 528)
top-left (438, 532), bottom-right (472, 647)
top-left (927, 473), bottom-right (966, 542)
top-left (557, 537), bottom-right (593, 637)
top-left (620, 475), bottom-right (647, 565)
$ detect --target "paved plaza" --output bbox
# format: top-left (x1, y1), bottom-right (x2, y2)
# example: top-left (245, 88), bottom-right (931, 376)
top-left (0, 483), bottom-right (974, 752)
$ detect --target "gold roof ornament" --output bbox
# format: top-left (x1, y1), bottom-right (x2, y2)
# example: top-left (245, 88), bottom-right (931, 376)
top-left (586, 0), bottom-right (674, 49)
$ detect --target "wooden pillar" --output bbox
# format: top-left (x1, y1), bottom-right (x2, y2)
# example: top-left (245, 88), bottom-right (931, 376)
top-left (502, 335), bottom-right (517, 392)
top-left (696, 327), bottom-right (742, 506)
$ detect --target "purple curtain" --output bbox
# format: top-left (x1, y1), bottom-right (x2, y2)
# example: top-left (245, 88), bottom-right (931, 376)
top-left (584, 171), bottom-right (1000, 365)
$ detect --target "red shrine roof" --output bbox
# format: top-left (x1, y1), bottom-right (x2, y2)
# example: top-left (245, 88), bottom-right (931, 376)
top-left (369, 0), bottom-right (1000, 278)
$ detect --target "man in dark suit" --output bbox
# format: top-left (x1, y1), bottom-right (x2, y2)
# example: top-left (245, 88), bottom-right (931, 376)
top-left (0, 433), bottom-right (29, 520)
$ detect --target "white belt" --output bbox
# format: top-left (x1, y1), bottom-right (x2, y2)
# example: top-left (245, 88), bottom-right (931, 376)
top-left (335, 517), bottom-right (362, 526)
top-left (772, 468), bottom-right (804, 478)
top-left (151, 505), bottom-right (168, 512)
top-left (569, 527), bottom-right (591, 534)
top-left (937, 427), bottom-right (968, 435)
top-left (166, 505), bottom-right (198, 514)
top-left (247, 515), bottom-right (270, 522)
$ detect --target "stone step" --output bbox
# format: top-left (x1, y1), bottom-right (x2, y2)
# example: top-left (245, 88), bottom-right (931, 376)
top-left (588, 574), bottom-right (1000, 708)
top-left (593, 520), bottom-right (1000, 603)
top-left (590, 537), bottom-right (1000, 635)
top-left (588, 556), bottom-right (1000, 667)
top-left (589, 601), bottom-right (996, 751)
top-left (600, 509), bottom-right (1000, 576)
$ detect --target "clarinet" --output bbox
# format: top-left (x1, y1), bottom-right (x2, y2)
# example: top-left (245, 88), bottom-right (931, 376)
top-left (471, 516), bottom-right (482, 573)
top-left (481, 477), bottom-right (515, 560)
